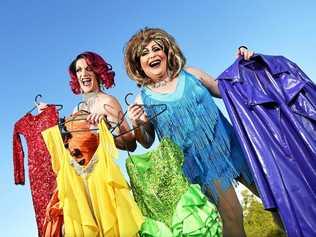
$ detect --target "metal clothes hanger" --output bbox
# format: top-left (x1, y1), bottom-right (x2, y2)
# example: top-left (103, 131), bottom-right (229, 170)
top-left (59, 102), bottom-right (119, 135)
top-left (107, 92), bottom-right (167, 162)
top-left (27, 94), bottom-right (63, 114)
top-left (59, 110), bottom-right (99, 135)
top-left (116, 92), bottom-right (167, 168)
top-left (103, 103), bottom-right (129, 134)
top-left (113, 92), bottom-right (167, 139)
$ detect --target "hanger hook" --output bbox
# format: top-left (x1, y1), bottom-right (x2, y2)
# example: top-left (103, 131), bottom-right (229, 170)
top-left (77, 101), bottom-right (88, 111)
top-left (34, 94), bottom-right (42, 106)
top-left (124, 92), bottom-right (134, 106)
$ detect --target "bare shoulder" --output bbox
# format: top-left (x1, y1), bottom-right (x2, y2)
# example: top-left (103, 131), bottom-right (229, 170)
top-left (98, 93), bottom-right (117, 103)
top-left (184, 66), bottom-right (204, 77)
top-left (185, 66), bottom-right (208, 79)
top-left (97, 93), bottom-right (122, 110)
top-left (185, 66), bottom-right (220, 97)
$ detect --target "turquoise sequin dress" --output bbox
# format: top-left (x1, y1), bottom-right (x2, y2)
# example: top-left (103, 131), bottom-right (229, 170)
top-left (141, 70), bottom-right (253, 201)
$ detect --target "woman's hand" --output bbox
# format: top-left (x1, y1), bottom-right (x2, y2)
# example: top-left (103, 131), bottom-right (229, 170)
top-left (128, 103), bottom-right (155, 149)
top-left (236, 46), bottom-right (254, 60)
top-left (86, 113), bottom-right (106, 125)
top-left (128, 104), bottom-right (146, 126)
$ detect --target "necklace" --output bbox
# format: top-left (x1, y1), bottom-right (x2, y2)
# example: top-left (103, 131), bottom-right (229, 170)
top-left (148, 79), bottom-right (169, 88)
top-left (80, 91), bottom-right (101, 111)
top-left (83, 91), bottom-right (99, 101)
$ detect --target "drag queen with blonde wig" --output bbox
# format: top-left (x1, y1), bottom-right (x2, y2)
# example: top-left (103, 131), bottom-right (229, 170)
top-left (125, 28), bottom-right (259, 237)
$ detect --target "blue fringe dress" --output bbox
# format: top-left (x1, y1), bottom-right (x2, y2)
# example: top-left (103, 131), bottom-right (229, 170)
top-left (141, 70), bottom-right (253, 202)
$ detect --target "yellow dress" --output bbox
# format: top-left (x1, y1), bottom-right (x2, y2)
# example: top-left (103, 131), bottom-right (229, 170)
top-left (42, 120), bottom-right (144, 237)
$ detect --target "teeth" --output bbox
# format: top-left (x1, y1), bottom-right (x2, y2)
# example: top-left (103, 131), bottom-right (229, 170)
top-left (149, 60), bottom-right (161, 67)
top-left (82, 79), bottom-right (91, 86)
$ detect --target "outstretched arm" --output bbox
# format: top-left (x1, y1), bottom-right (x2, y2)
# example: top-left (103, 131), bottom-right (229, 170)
top-left (185, 46), bottom-right (254, 98)
top-left (185, 67), bottom-right (221, 98)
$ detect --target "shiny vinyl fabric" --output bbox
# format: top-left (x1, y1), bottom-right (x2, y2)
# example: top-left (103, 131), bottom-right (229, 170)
top-left (218, 54), bottom-right (316, 237)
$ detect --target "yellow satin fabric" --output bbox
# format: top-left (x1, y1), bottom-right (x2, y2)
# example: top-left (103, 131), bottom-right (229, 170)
top-left (65, 113), bottom-right (99, 165)
top-left (42, 120), bottom-right (144, 237)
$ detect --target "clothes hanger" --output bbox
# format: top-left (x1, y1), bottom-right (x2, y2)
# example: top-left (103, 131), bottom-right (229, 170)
top-left (76, 101), bottom-right (90, 114)
top-left (103, 103), bottom-right (129, 134)
top-left (59, 102), bottom-right (119, 135)
top-left (59, 111), bottom-right (99, 135)
top-left (124, 92), bottom-right (168, 110)
top-left (27, 94), bottom-right (63, 114)
top-left (113, 92), bottom-right (167, 139)
top-left (27, 94), bottom-right (43, 114)
top-left (116, 92), bottom-right (166, 165)
top-left (59, 101), bottom-right (93, 129)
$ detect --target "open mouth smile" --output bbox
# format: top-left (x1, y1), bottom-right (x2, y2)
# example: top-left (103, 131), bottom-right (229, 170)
top-left (149, 59), bottom-right (161, 68)
top-left (81, 78), bottom-right (92, 86)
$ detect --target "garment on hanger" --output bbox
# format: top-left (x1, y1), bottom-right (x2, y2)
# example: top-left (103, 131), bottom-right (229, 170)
top-left (42, 188), bottom-right (63, 237)
top-left (13, 105), bottom-right (59, 237)
top-left (65, 111), bottom-right (99, 165)
top-left (42, 119), bottom-right (144, 237)
top-left (43, 111), bottom-right (99, 236)
top-left (126, 138), bottom-right (222, 237)
top-left (218, 54), bottom-right (316, 237)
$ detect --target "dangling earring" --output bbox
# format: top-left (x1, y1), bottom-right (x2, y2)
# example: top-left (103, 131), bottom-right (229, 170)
top-left (100, 83), bottom-right (105, 92)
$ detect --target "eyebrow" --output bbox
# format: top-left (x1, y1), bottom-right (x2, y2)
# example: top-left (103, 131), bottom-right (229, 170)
top-left (142, 43), bottom-right (160, 52)
top-left (151, 43), bottom-right (160, 48)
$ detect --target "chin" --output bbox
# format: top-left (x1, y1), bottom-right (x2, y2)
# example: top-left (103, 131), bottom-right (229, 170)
top-left (81, 88), bottom-right (93, 94)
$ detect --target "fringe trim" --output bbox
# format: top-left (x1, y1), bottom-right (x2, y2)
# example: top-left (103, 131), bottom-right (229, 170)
top-left (141, 72), bottom-right (244, 203)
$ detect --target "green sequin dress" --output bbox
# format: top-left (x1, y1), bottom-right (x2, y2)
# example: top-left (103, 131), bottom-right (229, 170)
top-left (126, 138), bottom-right (222, 237)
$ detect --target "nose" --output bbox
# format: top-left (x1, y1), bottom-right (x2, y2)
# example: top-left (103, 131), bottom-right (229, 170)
top-left (81, 68), bottom-right (88, 77)
top-left (148, 50), bottom-right (156, 59)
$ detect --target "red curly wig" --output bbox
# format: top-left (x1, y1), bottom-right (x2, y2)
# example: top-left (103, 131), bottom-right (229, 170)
top-left (69, 51), bottom-right (115, 94)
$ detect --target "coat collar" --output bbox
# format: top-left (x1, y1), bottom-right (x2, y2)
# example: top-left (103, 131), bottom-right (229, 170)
top-left (218, 54), bottom-right (290, 81)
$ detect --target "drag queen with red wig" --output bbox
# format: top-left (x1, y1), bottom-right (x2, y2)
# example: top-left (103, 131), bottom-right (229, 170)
top-left (41, 51), bottom-right (144, 236)
top-left (68, 51), bottom-right (137, 151)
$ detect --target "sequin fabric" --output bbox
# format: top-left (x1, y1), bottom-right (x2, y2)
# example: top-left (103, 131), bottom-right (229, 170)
top-left (126, 139), bottom-right (222, 236)
top-left (126, 138), bottom-right (189, 226)
top-left (13, 106), bottom-right (59, 237)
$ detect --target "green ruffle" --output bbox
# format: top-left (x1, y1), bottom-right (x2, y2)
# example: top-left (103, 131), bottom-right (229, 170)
top-left (140, 184), bottom-right (222, 237)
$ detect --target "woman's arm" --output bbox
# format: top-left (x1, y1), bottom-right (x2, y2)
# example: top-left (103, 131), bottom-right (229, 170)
top-left (185, 47), bottom-right (254, 98)
top-left (128, 95), bottom-right (155, 149)
top-left (185, 67), bottom-right (221, 98)
top-left (87, 94), bottom-right (137, 152)
top-left (104, 95), bottom-right (137, 152)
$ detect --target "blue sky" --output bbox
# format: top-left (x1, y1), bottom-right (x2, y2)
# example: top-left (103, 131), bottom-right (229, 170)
top-left (1, 0), bottom-right (315, 235)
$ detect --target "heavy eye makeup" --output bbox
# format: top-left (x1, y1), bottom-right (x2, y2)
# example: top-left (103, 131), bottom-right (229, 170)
top-left (140, 44), bottom-right (162, 57)
top-left (75, 66), bottom-right (92, 73)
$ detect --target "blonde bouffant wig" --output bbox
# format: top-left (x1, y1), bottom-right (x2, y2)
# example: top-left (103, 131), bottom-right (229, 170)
top-left (124, 28), bottom-right (186, 86)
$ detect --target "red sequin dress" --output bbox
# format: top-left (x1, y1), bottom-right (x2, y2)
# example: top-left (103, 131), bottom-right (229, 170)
top-left (13, 106), bottom-right (59, 237)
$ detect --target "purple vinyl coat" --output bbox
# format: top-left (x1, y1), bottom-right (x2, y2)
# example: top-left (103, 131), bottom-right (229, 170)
top-left (218, 54), bottom-right (316, 237)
